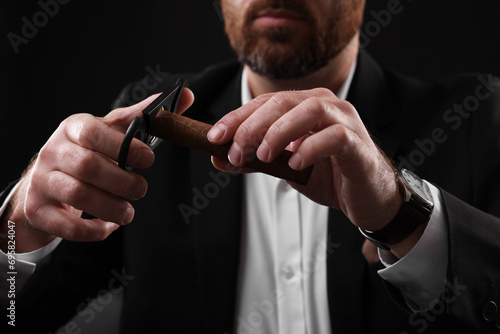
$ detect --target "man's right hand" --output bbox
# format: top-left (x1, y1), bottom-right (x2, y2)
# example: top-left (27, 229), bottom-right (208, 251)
top-left (1, 89), bottom-right (194, 253)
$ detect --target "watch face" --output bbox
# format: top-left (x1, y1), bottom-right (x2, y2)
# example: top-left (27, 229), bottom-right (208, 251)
top-left (400, 168), bottom-right (433, 207)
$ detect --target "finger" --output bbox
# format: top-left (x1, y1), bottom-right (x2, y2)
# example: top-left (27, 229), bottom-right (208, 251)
top-left (42, 170), bottom-right (136, 225)
top-left (209, 90), bottom-right (344, 166)
top-left (286, 134), bottom-right (309, 153)
top-left (210, 156), bottom-right (255, 174)
top-left (97, 88), bottom-right (194, 166)
top-left (207, 88), bottom-right (337, 145)
top-left (49, 141), bottom-right (148, 200)
top-left (104, 88), bottom-right (195, 132)
top-left (104, 93), bottom-right (162, 132)
top-left (176, 88), bottom-right (195, 115)
top-left (214, 92), bottom-right (307, 166)
top-left (230, 93), bottom-right (315, 166)
top-left (27, 203), bottom-right (120, 242)
top-left (207, 93), bottom-right (274, 145)
top-left (362, 239), bottom-right (380, 265)
top-left (255, 97), bottom-right (328, 163)
top-left (60, 113), bottom-right (155, 169)
top-left (258, 98), bottom-right (363, 163)
top-left (288, 124), bottom-right (369, 174)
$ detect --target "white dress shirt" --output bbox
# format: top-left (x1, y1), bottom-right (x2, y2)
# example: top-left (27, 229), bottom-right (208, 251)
top-left (234, 65), bottom-right (448, 333)
top-left (0, 63), bottom-right (448, 334)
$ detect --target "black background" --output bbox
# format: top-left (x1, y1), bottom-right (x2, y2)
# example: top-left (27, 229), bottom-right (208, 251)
top-left (2, 0), bottom-right (500, 189)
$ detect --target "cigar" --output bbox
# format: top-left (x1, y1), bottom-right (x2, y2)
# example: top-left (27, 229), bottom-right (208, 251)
top-left (150, 110), bottom-right (313, 185)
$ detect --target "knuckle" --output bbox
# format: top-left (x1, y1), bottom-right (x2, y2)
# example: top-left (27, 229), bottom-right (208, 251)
top-left (312, 87), bottom-right (334, 97)
top-left (37, 142), bottom-right (57, 164)
top-left (29, 168), bottom-right (51, 197)
top-left (67, 114), bottom-right (101, 149)
top-left (58, 115), bottom-right (72, 130)
top-left (336, 100), bottom-right (357, 115)
top-left (235, 121), bottom-right (264, 150)
top-left (303, 97), bottom-right (325, 116)
top-left (74, 150), bottom-right (100, 179)
top-left (266, 93), bottom-right (297, 120)
top-left (66, 183), bottom-right (87, 206)
top-left (54, 176), bottom-right (87, 205)
top-left (333, 124), bottom-right (349, 139)
top-left (29, 159), bottom-right (44, 179)
top-left (79, 125), bottom-right (100, 151)
top-left (62, 113), bottom-right (87, 130)
top-left (269, 118), bottom-right (287, 137)
top-left (329, 124), bottom-right (350, 145)
top-left (234, 120), bottom-right (255, 142)
top-left (24, 188), bottom-right (49, 229)
top-left (253, 92), bottom-right (273, 105)
top-left (267, 92), bottom-right (290, 109)
top-left (24, 196), bottom-right (40, 223)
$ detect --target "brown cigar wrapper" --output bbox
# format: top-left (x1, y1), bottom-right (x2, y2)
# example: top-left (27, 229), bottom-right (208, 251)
top-left (151, 110), bottom-right (313, 185)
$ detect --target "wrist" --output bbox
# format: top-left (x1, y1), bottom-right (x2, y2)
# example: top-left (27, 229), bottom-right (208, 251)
top-left (1, 178), bottom-right (56, 253)
top-left (359, 168), bottom-right (434, 255)
top-left (369, 179), bottom-right (403, 232)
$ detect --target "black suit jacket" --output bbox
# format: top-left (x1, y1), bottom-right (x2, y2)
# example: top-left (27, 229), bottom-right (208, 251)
top-left (3, 51), bottom-right (500, 333)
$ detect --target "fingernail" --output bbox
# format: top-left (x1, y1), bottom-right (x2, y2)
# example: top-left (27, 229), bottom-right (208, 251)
top-left (207, 123), bottom-right (226, 142)
top-left (228, 142), bottom-right (242, 166)
top-left (135, 178), bottom-right (148, 199)
top-left (107, 222), bottom-right (120, 233)
top-left (257, 140), bottom-right (271, 162)
top-left (140, 148), bottom-right (155, 165)
top-left (122, 204), bottom-right (135, 225)
top-left (288, 152), bottom-right (303, 170)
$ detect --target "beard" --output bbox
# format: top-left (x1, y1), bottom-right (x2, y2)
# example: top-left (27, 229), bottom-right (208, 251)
top-left (223, 0), bottom-right (363, 80)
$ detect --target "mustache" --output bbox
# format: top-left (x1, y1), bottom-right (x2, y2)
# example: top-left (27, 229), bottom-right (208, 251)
top-left (244, 0), bottom-right (315, 24)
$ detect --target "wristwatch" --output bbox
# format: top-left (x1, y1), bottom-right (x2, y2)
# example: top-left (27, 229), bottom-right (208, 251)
top-left (359, 167), bottom-right (434, 251)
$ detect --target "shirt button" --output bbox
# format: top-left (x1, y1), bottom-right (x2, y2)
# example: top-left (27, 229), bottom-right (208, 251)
top-left (282, 266), bottom-right (295, 280)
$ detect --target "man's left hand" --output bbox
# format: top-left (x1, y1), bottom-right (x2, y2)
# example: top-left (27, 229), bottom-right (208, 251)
top-left (207, 88), bottom-right (402, 233)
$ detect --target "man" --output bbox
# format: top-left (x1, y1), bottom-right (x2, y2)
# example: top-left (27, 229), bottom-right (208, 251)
top-left (1, 0), bottom-right (500, 333)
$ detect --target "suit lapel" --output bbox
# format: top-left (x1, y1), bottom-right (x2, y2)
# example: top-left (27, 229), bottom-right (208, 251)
top-left (326, 51), bottom-right (400, 332)
top-left (347, 50), bottom-right (401, 160)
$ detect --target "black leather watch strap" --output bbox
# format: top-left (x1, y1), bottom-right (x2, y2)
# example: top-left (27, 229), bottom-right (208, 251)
top-left (359, 168), bottom-right (433, 250)
top-left (359, 198), bottom-right (430, 251)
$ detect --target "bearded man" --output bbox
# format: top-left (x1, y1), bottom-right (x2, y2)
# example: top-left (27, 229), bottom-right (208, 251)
top-left (1, 0), bottom-right (500, 333)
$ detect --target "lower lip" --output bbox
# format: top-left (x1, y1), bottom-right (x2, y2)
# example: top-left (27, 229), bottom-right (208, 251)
top-left (254, 16), bottom-right (305, 27)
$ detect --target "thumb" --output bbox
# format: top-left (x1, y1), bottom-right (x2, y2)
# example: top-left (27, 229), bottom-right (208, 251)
top-left (104, 88), bottom-right (195, 132)
top-left (176, 87), bottom-right (195, 115)
top-left (104, 93), bottom-right (161, 132)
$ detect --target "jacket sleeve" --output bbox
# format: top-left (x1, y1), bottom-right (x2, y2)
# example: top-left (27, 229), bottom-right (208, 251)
top-left (441, 189), bottom-right (500, 333)
top-left (383, 74), bottom-right (500, 333)
top-left (445, 77), bottom-right (500, 332)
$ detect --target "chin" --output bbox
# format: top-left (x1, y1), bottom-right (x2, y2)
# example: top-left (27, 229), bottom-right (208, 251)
top-left (241, 41), bottom-right (331, 80)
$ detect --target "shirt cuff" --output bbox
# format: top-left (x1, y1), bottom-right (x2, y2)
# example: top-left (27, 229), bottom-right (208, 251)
top-left (377, 181), bottom-right (448, 311)
top-left (0, 181), bottom-right (62, 307)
